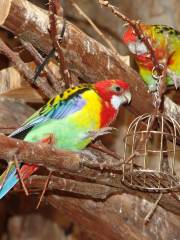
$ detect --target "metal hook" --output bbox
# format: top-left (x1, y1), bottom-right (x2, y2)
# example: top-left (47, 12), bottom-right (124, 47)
top-left (152, 63), bottom-right (165, 80)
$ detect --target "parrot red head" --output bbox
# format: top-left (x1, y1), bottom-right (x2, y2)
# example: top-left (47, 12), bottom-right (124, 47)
top-left (94, 80), bottom-right (131, 127)
top-left (94, 80), bottom-right (131, 110)
top-left (122, 26), bottom-right (149, 56)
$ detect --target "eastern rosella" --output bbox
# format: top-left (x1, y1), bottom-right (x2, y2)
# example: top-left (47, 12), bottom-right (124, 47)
top-left (122, 23), bottom-right (180, 91)
top-left (0, 80), bottom-right (131, 199)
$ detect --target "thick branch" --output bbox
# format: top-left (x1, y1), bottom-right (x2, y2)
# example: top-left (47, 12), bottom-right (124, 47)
top-left (0, 134), bottom-right (81, 172)
top-left (16, 175), bottom-right (117, 200)
top-left (0, 134), bottom-right (123, 174)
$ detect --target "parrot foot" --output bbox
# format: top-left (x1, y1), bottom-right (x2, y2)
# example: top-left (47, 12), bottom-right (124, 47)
top-left (88, 127), bottom-right (117, 141)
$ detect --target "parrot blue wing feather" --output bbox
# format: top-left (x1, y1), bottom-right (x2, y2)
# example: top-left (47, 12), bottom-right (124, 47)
top-left (0, 173), bottom-right (18, 199)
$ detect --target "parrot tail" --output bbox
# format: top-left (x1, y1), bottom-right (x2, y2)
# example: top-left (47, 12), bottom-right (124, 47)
top-left (0, 163), bottom-right (38, 199)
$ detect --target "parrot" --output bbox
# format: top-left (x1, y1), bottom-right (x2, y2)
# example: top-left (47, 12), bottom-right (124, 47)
top-left (122, 23), bottom-right (180, 91)
top-left (0, 79), bottom-right (131, 199)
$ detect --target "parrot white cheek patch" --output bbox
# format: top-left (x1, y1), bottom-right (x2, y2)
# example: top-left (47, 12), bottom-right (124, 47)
top-left (111, 95), bottom-right (123, 110)
top-left (136, 42), bottom-right (148, 55)
top-left (128, 42), bottom-right (148, 55)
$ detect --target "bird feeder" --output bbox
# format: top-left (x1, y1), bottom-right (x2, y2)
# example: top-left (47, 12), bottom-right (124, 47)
top-left (122, 112), bottom-right (180, 193)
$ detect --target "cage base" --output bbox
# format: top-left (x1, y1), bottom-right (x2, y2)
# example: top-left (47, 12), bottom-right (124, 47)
top-left (122, 170), bottom-right (180, 193)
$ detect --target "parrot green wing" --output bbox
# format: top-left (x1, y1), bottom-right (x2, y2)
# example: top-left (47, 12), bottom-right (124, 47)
top-left (9, 84), bottom-right (92, 139)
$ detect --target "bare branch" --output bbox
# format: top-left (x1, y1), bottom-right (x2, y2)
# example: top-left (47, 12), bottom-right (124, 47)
top-left (70, 0), bottom-right (117, 54)
top-left (49, 0), bottom-right (71, 88)
top-left (0, 134), bottom-right (81, 172)
top-left (21, 40), bottom-right (63, 92)
top-left (0, 38), bottom-right (56, 98)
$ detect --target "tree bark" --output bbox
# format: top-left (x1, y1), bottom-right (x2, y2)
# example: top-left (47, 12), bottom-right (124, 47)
top-left (47, 194), bottom-right (180, 240)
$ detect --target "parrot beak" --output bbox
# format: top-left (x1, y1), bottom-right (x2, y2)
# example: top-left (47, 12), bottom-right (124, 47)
top-left (111, 90), bottom-right (131, 110)
top-left (123, 91), bottom-right (131, 104)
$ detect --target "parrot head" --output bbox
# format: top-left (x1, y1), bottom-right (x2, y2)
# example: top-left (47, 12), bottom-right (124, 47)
top-left (122, 26), bottom-right (149, 56)
top-left (94, 80), bottom-right (131, 110)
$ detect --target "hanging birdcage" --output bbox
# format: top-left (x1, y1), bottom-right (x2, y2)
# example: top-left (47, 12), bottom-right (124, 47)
top-left (122, 112), bottom-right (180, 193)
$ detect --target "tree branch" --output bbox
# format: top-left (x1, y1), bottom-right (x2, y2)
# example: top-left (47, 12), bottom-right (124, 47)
top-left (0, 38), bottom-right (56, 98)
top-left (0, 134), bottom-right (82, 172)
top-left (15, 175), bottom-right (117, 200)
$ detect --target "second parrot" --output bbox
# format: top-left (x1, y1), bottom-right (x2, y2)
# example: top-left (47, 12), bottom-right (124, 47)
top-left (123, 23), bottom-right (180, 91)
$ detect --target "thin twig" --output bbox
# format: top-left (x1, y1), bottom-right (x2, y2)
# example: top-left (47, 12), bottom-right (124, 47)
top-left (32, 48), bottom-right (55, 83)
top-left (98, 1), bottom-right (160, 71)
top-left (144, 193), bottom-right (163, 224)
top-left (70, 0), bottom-right (117, 54)
top-left (14, 156), bottom-right (29, 196)
top-left (0, 38), bottom-right (56, 98)
top-left (49, 0), bottom-right (71, 88)
top-left (21, 40), bottom-right (62, 92)
top-left (36, 171), bottom-right (52, 209)
top-left (90, 143), bottom-right (121, 160)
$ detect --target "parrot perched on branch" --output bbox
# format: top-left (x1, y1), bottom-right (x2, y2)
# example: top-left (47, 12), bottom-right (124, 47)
top-left (0, 79), bottom-right (131, 199)
top-left (122, 23), bottom-right (180, 91)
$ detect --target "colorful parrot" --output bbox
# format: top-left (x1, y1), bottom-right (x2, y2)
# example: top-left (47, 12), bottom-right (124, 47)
top-left (122, 23), bottom-right (180, 91)
top-left (0, 79), bottom-right (131, 199)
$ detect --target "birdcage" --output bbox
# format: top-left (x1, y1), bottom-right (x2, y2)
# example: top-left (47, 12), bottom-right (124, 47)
top-left (122, 112), bottom-right (180, 193)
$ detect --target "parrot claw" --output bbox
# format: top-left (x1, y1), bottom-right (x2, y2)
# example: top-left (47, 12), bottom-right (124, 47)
top-left (88, 127), bottom-right (117, 141)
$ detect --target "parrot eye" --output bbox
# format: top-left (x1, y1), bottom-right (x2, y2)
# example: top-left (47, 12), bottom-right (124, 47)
top-left (115, 86), bottom-right (121, 92)
top-left (110, 85), bottom-right (122, 93)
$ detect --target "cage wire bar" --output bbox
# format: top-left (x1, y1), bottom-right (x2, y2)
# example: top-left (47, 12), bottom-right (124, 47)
top-left (122, 113), bottom-right (180, 193)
